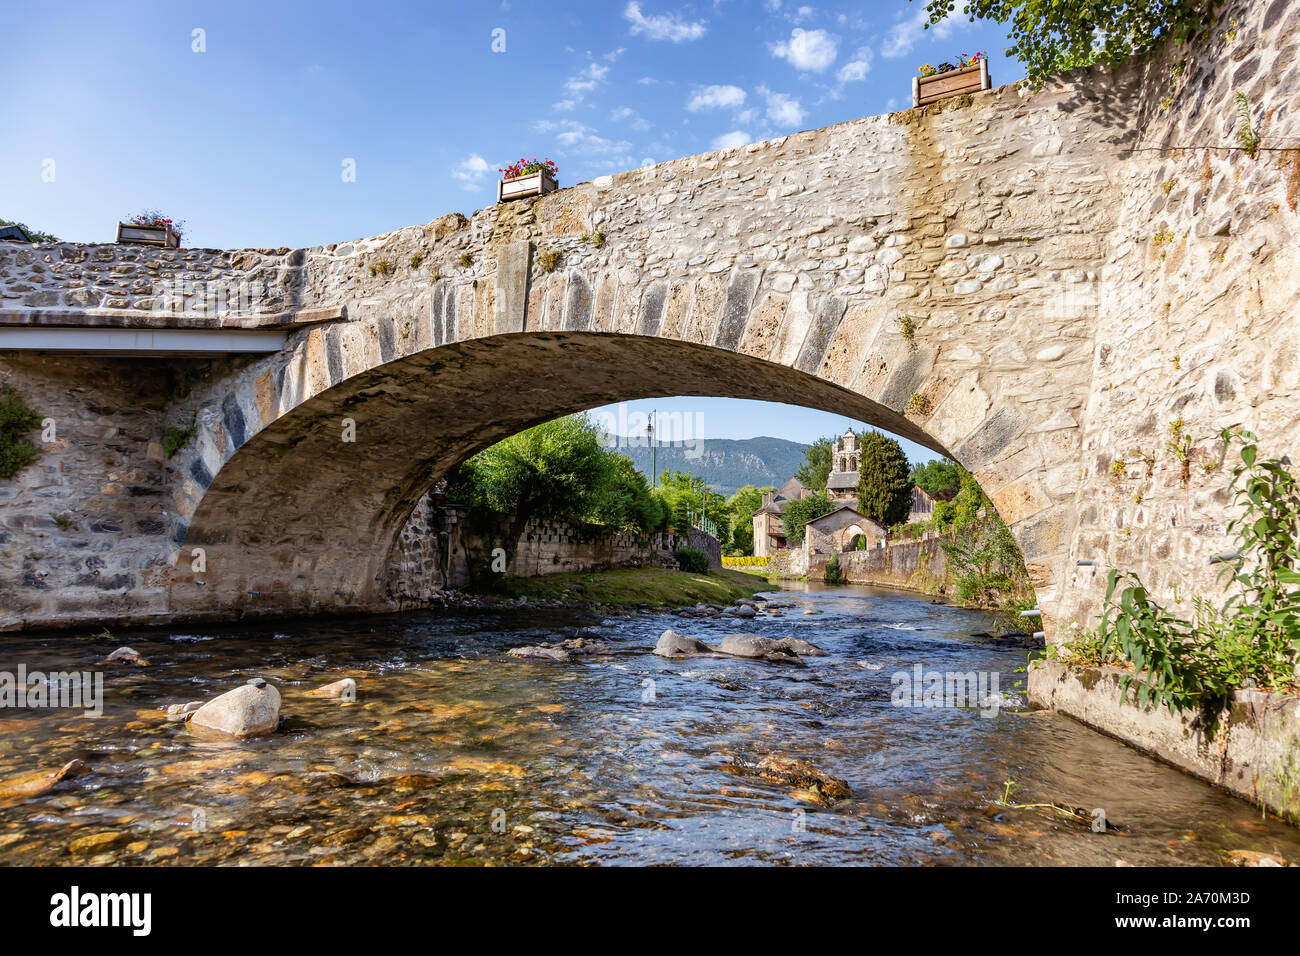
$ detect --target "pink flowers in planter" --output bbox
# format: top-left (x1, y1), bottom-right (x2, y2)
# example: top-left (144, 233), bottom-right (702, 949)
top-left (499, 158), bottom-right (558, 182)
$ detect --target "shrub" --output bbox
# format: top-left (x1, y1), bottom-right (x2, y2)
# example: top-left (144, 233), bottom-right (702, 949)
top-left (1094, 431), bottom-right (1300, 734)
top-left (0, 385), bottom-right (42, 480)
top-left (675, 547), bottom-right (710, 574)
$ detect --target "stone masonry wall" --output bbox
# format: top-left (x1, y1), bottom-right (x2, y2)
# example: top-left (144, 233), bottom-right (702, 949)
top-left (1061, 0), bottom-right (1300, 633)
top-left (383, 494), bottom-right (722, 603)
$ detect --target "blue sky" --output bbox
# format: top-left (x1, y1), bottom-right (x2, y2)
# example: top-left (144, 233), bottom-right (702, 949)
top-left (3, 0), bottom-right (1016, 460)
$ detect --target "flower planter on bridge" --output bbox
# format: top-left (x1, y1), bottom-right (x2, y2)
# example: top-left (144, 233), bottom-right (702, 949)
top-left (912, 60), bottom-right (990, 107)
top-left (115, 221), bottom-right (180, 248)
top-left (497, 169), bottom-right (558, 204)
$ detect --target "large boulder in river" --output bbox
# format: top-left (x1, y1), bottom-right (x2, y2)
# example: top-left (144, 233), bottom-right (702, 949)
top-left (653, 629), bottom-right (714, 658)
top-left (718, 634), bottom-right (821, 664)
top-left (188, 679), bottom-right (281, 738)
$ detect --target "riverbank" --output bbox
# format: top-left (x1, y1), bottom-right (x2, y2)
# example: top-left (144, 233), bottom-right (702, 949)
top-left (486, 567), bottom-right (769, 608)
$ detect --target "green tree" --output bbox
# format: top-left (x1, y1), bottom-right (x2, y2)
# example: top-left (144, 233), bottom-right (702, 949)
top-left (782, 492), bottom-right (834, 545)
top-left (910, 458), bottom-right (962, 501)
top-left (794, 436), bottom-right (835, 493)
top-left (0, 218), bottom-right (58, 242)
top-left (592, 453), bottom-right (663, 533)
top-left (918, 0), bottom-right (1218, 87)
top-left (453, 414), bottom-right (612, 543)
top-left (856, 431), bottom-right (912, 527)
top-left (721, 484), bottom-right (771, 555)
top-left (654, 469), bottom-right (726, 534)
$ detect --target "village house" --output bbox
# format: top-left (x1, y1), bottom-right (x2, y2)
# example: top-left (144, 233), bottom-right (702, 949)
top-left (754, 429), bottom-right (934, 559)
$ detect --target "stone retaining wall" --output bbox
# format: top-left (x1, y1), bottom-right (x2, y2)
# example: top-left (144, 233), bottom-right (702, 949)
top-left (1030, 660), bottom-right (1300, 821)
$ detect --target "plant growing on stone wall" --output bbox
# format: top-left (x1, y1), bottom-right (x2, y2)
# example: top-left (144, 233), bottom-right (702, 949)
top-left (409, 253), bottom-right (424, 269)
top-left (593, 230), bottom-right (607, 249)
top-left (1235, 92), bottom-right (1260, 159)
top-left (461, 253), bottom-right (474, 268)
top-left (897, 314), bottom-right (917, 351)
top-left (1161, 179), bottom-right (1177, 195)
top-left (431, 272), bottom-right (442, 283)
top-left (51, 513), bottom-right (75, 531)
top-left (539, 250), bottom-right (562, 273)
top-left (163, 414), bottom-right (198, 459)
top-left (1094, 431), bottom-right (1300, 736)
top-left (1168, 418), bottom-right (1192, 485)
top-left (824, 552), bottom-right (844, 585)
top-left (906, 392), bottom-right (932, 416)
top-left (0, 384), bottom-right (42, 481)
top-left (1108, 458), bottom-right (1128, 488)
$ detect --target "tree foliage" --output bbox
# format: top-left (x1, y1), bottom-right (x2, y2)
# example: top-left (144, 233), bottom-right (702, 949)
top-left (919, 0), bottom-right (1219, 87)
top-left (856, 431), bottom-right (912, 527)
top-left (450, 415), bottom-right (621, 540)
top-left (910, 457), bottom-right (963, 501)
top-left (782, 492), bottom-right (834, 545)
top-left (1, 218), bottom-right (59, 243)
top-left (794, 436), bottom-right (835, 493)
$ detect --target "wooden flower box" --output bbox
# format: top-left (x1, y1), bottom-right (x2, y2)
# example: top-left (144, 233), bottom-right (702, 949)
top-left (912, 60), bottom-right (990, 107)
top-left (115, 222), bottom-right (180, 248)
top-left (497, 169), bottom-right (557, 203)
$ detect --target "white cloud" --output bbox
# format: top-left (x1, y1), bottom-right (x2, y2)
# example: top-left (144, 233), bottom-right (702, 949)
top-left (881, 8), bottom-right (953, 60)
top-left (553, 98), bottom-right (577, 111)
top-left (565, 61), bottom-right (610, 95)
top-left (534, 120), bottom-right (632, 157)
top-left (770, 27), bottom-right (838, 73)
top-left (452, 153), bottom-right (493, 189)
top-left (624, 2), bottom-right (707, 42)
top-left (837, 47), bottom-right (872, 83)
top-left (711, 130), bottom-right (751, 150)
top-left (687, 84), bottom-right (747, 111)
top-left (758, 86), bottom-right (805, 127)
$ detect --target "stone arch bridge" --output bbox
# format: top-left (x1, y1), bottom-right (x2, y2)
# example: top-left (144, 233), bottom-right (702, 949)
top-left (2, 0), bottom-right (1298, 645)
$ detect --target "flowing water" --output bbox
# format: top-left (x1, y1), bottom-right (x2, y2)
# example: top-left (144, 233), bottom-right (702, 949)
top-left (1, 583), bottom-right (1297, 866)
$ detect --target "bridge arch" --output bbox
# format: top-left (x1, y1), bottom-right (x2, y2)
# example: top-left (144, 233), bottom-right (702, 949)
top-left (174, 325), bottom-right (1077, 623)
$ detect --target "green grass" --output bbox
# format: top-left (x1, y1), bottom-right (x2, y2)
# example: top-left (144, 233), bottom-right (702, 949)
top-left (494, 567), bottom-right (769, 607)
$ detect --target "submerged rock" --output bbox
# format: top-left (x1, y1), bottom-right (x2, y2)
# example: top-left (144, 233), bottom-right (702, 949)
top-left (507, 637), bottom-right (615, 662)
top-left (105, 646), bottom-right (149, 666)
top-left (305, 677), bottom-right (357, 700)
top-left (733, 605), bottom-right (757, 619)
top-left (733, 754), bottom-right (851, 800)
top-left (165, 701), bottom-right (203, 722)
top-left (188, 679), bottom-right (281, 738)
top-left (0, 759), bottom-right (89, 801)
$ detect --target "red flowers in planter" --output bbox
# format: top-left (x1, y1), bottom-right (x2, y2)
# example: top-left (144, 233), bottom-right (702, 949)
top-left (499, 157), bottom-right (558, 182)
top-left (129, 209), bottom-right (186, 239)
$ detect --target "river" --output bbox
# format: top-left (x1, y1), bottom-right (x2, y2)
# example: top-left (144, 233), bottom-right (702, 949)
top-left (1, 582), bottom-right (1296, 866)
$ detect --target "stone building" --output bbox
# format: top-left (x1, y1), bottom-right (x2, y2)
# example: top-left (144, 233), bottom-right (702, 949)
top-left (826, 430), bottom-right (861, 506)
top-left (751, 476), bottom-right (807, 557)
top-left (804, 506), bottom-right (887, 556)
